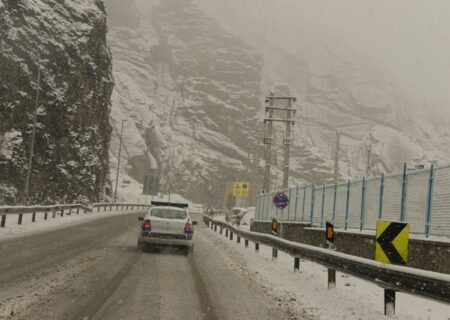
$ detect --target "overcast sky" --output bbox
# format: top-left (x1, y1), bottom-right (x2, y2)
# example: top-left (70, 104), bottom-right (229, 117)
top-left (196, 0), bottom-right (450, 114)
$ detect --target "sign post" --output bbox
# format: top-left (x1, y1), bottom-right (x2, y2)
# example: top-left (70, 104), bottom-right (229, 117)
top-left (375, 220), bottom-right (409, 316)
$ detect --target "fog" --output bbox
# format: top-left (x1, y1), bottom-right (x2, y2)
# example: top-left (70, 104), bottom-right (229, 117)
top-left (196, 0), bottom-right (450, 116)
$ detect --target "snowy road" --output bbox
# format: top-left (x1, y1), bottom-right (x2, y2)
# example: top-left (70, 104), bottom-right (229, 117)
top-left (0, 213), bottom-right (303, 320)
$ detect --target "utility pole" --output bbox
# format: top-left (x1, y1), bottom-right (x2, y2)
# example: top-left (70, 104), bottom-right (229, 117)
top-left (23, 64), bottom-right (42, 206)
top-left (167, 146), bottom-right (175, 202)
top-left (282, 98), bottom-right (294, 188)
top-left (333, 130), bottom-right (340, 182)
top-left (263, 93), bottom-right (274, 193)
top-left (114, 119), bottom-right (126, 203)
top-left (366, 143), bottom-right (372, 177)
top-left (263, 94), bottom-right (297, 191)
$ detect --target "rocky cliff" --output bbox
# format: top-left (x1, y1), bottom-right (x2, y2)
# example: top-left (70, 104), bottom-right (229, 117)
top-left (105, 0), bottom-right (263, 206)
top-left (0, 0), bottom-right (114, 204)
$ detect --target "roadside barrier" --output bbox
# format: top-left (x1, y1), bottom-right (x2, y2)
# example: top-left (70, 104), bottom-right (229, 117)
top-left (0, 203), bottom-right (152, 228)
top-left (203, 215), bottom-right (450, 316)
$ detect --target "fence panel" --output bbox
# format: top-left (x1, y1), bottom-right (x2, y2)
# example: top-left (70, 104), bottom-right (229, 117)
top-left (347, 181), bottom-right (363, 230)
top-left (405, 170), bottom-right (429, 234)
top-left (364, 178), bottom-right (381, 230)
top-left (302, 186), bottom-right (312, 223)
top-left (254, 164), bottom-right (450, 237)
top-left (312, 186), bottom-right (323, 226)
top-left (381, 174), bottom-right (403, 221)
top-left (323, 184), bottom-right (335, 225)
top-left (430, 166), bottom-right (450, 237)
top-left (334, 182), bottom-right (348, 228)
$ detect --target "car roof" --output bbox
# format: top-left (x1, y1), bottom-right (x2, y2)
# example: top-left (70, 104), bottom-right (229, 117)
top-left (149, 206), bottom-right (187, 212)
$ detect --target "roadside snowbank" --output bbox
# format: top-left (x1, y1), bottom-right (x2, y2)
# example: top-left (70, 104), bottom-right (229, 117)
top-left (204, 226), bottom-right (450, 320)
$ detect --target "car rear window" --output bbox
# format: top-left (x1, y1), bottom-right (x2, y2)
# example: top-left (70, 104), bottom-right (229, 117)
top-left (150, 208), bottom-right (187, 219)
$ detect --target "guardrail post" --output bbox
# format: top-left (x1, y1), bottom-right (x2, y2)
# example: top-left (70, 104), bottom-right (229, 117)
top-left (332, 182), bottom-right (337, 224)
top-left (294, 257), bottom-right (300, 272)
top-left (328, 269), bottom-right (336, 289)
top-left (1, 215), bottom-right (6, 228)
top-left (220, 227), bottom-right (223, 235)
top-left (98, 206), bottom-right (100, 212)
top-left (225, 229), bottom-right (228, 237)
top-left (18, 213), bottom-right (23, 225)
top-left (210, 223), bottom-right (213, 230)
top-left (360, 177), bottom-right (366, 231)
top-left (272, 248), bottom-right (278, 261)
top-left (68, 208), bottom-right (72, 216)
top-left (384, 289), bottom-right (396, 316)
top-left (104, 205), bottom-right (106, 212)
top-left (44, 211), bottom-right (48, 220)
top-left (214, 224), bottom-right (217, 232)
top-left (425, 164), bottom-right (435, 237)
top-left (110, 205), bottom-right (112, 211)
top-left (32, 211), bottom-right (36, 222)
top-left (76, 207), bottom-right (79, 215)
top-left (400, 162), bottom-right (408, 222)
top-left (344, 180), bottom-right (351, 230)
top-left (131, 205), bottom-right (134, 210)
top-left (230, 231), bottom-right (233, 241)
top-left (52, 210), bottom-right (56, 218)
top-left (255, 243), bottom-right (259, 253)
top-left (320, 184), bottom-right (326, 228)
top-left (310, 182), bottom-right (316, 224)
top-left (245, 239), bottom-right (249, 248)
top-left (237, 236), bottom-right (240, 244)
top-left (61, 209), bottom-right (64, 217)
top-left (379, 174), bottom-right (385, 219)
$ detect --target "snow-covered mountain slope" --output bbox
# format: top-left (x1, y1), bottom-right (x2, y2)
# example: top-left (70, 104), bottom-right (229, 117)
top-left (105, 0), bottom-right (263, 206)
top-left (195, 0), bottom-right (450, 182)
top-left (0, 0), bottom-right (113, 205)
top-left (106, 0), bottom-right (450, 208)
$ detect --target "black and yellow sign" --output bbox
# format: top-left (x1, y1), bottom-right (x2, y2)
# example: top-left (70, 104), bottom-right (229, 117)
top-left (375, 220), bottom-right (409, 265)
top-left (232, 182), bottom-right (250, 197)
top-left (271, 218), bottom-right (279, 235)
top-left (326, 222), bottom-right (334, 243)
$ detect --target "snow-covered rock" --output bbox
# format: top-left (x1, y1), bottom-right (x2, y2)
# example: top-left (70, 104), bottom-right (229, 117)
top-left (0, 0), bottom-right (113, 205)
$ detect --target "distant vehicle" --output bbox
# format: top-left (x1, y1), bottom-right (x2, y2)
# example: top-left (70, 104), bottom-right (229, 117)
top-left (137, 201), bottom-right (198, 254)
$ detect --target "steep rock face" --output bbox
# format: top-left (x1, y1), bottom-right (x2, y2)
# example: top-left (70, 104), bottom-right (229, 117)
top-left (105, 0), bottom-right (263, 206)
top-left (0, 0), bottom-right (113, 204)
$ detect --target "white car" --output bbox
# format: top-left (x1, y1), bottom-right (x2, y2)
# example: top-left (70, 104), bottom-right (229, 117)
top-left (137, 203), bottom-right (198, 254)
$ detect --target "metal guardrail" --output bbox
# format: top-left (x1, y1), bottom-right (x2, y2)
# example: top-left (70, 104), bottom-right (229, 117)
top-left (0, 203), bottom-right (152, 228)
top-left (203, 215), bottom-right (450, 316)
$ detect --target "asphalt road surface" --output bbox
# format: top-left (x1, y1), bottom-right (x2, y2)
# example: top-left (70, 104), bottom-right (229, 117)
top-left (0, 212), bottom-right (302, 320)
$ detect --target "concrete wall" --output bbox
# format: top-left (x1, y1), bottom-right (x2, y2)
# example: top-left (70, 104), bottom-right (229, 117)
top-left (250, 221), bottom-right (450, 274)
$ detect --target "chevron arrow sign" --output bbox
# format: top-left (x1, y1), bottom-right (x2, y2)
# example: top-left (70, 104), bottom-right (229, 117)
top-left (375, 220), bottom-right (409, 265)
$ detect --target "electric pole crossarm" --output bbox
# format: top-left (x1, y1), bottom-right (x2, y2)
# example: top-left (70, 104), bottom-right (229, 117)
top-left (265, 107), bottom-right (296, 112)
top-left (264, 118), bottom-right (296, 123)
top-left (265, 96), bottom-right (297, 101)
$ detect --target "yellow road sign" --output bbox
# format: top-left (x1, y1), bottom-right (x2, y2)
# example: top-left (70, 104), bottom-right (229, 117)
top-left (232, 182), bottom-right (250, 197)
top-left (375, 220), bottom-right (409, 265)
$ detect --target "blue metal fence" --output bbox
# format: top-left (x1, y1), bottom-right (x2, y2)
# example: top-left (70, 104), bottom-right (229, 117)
top-left (255, 163), bottom-right (450, 237)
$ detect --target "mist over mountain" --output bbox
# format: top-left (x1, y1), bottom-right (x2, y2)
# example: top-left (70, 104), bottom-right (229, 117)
top-left (104, 0), bottom-right (450, 207)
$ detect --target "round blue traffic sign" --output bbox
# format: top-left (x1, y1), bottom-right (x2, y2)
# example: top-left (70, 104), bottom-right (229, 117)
top-left (273, 192), bottom-right (289, 209)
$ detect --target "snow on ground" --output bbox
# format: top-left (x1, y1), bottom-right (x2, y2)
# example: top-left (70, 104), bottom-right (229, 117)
top-left (204, 227), bottom-right (450, 320)
top-left (0, 208), bottom-right (145, 241)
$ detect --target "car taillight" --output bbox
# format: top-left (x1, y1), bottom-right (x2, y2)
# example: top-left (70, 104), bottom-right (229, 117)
top-left (184, 223), bottom-right (193, 234)
top-left (142, 219), bottom-right (151, 230)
